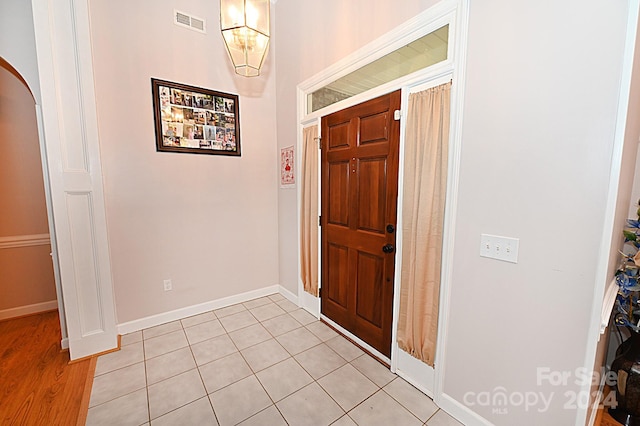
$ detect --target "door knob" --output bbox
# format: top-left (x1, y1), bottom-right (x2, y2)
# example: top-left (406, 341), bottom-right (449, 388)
top-left (382, 244), bottom-right (395, 253)
top-left (386, 224), bottom-right (395, 233)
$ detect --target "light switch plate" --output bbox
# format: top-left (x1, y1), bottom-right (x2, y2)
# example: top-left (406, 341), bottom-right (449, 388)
top-left (480, 234), bottom-right (519, 263)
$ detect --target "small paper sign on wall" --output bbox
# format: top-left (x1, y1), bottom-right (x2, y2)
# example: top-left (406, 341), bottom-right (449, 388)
top-left (280, 145), bottom-right (295, 188)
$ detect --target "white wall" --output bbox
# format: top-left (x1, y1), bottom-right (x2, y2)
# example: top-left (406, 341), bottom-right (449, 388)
top-left (275, 0), bottom-right (634, 425)
top-left (0, 0), bottom-right (40, 101)
top-left (444, 1), bottom-right (629, 425)
top-left (593, 7), bottom-right (640, 423)
top-left (89, 0), bottom-right (279, 323)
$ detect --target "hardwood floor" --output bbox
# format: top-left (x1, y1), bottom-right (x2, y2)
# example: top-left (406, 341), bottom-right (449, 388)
top-left (597, 408), bottom-right (622, 426)
top-left (0, 310), bottom-right (95, 425)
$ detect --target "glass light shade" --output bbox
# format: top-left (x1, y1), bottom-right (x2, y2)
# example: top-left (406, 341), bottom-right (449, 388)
top-left (221, 0), bottom-right (270, 77)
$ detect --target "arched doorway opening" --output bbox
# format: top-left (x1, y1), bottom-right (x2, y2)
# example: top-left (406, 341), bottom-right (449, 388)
top-left (0, 56), bottom-right (67, 342)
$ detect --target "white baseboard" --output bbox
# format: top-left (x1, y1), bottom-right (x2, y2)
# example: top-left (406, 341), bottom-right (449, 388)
top-left (436, 392), bottom-right (493, 426)
top-left (395, 348), bottom-right (435, 398)
top-left (299, 288), bottom-right (320, 317)
top-left (61, 337), bottom-right (69, 349)
top-left (278, 285), bottom-right (298, 305)
top-left (0, 300), bottom-right (58, 320)
top-left (117, 285), bottom-right (282, 335)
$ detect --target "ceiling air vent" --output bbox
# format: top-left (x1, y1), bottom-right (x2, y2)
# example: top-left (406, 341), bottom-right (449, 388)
top-left (174, 10), bottom-right (206, 34)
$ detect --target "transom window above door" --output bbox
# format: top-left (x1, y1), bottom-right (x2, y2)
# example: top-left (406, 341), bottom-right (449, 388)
top-left (307, 24), bottom-right (449, 113)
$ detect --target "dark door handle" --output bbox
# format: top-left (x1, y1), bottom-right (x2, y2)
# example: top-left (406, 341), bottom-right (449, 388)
top-left (382, 244), bottom-right (395, 253)
top-left (386, 224), bottom-right (395, 233)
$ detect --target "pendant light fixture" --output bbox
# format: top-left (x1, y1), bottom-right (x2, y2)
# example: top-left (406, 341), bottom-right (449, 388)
top-left (220, 0), bottom-right (270, 77)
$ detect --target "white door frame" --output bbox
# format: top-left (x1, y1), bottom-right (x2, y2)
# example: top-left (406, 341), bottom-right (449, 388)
top-left (35, 104), bottom-right (68, 349)
top-left (295, 0), bottom-right (469, 400)
top-left (31, 0), bottom-right (118, 360)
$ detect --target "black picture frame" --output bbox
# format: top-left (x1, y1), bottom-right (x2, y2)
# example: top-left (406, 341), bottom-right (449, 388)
top-left (151, 78), bottom-right (241, 156)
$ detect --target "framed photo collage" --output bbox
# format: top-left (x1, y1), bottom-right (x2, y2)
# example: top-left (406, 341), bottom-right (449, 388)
top-left (151, 78), bottom-right (241, 156)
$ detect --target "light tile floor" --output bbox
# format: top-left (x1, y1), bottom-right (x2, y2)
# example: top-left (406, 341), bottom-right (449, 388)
top-left (87, 293), bottom-right (463, 426)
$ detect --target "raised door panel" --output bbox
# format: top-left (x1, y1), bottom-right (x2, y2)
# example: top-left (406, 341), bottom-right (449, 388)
top-left (327, 121), bottom-right (350, 150)
top-left (327, 162), bottom-right (350, 227)
top-left (357, 157), bottom-right (387, 234)
top-left (326, 243), bottom-right (350, 309)
top-left (355, 251), bottom-right (384, 328)
top-left (359, 112), bottom-right (389, 146)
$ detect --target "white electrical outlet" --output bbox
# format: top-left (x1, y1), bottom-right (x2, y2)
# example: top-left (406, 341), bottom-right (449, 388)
top-left (480, 234), bottom-right (519, 263)
top-left (163, 279), bottom-right (173, 291)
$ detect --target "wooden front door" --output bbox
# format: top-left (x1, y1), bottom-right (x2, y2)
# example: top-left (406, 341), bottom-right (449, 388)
top-left (320, 90), bottom-right (401, 358)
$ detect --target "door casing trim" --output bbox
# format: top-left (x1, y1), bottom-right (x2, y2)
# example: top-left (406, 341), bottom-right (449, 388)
top-left (295, 0), bottom-right (470, 411)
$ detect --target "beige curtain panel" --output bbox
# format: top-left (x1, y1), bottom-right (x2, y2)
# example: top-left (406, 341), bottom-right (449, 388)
top-left (300, 125), bottom-right (319, 296)
top-left (397, 82), bottom-right (451, 366)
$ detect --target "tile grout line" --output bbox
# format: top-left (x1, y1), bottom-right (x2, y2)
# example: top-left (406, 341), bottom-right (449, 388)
top-left (218, 304), bottom-right (274, 424)
top-left (181, 305), bottom-right (320, 423)
top-left (229, 301), bottom-right (342, 424)
top-left (240, 299), bottom-right (306, 425)
top-left (237, 299), bottom-right (318, 424)
top-left (201, 300), bottom-right (295, 424)
top-left (182, 311), bottom-right (223, 426)
top-left (249, 303), bottom-right (349, 424)
top-left (93, 297), bottom-right (448, 426)
top-left (424, 408), bottom-right (441, 425)
top-left (95, 307), bottom-right (320, 420)
top-left (141, 314), bottom-right (210, 423)
top-left (252, 293), bottom-right (294, 423)
top-left (317, 353), bottom-right (385, 423)
top-left (142, 330), bottom-right (151, 425)
top-left (379, 385), bottom-right (428, 424)
top-left (87, 346), bottom-right (148, 414)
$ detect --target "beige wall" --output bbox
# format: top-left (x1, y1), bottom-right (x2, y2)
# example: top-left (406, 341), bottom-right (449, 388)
top-left (0, 64), bottom-right (56, 312)
top-left (89, 0), bottom-right (279, 323)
